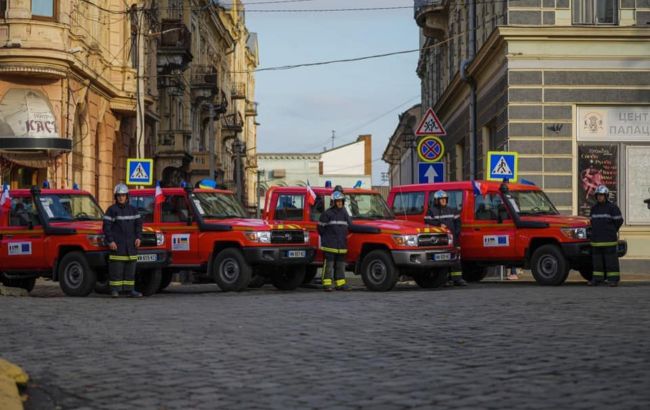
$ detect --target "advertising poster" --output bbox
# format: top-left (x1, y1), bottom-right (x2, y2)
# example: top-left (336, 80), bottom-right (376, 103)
top-left (578, 145), bottom-right (618, 217)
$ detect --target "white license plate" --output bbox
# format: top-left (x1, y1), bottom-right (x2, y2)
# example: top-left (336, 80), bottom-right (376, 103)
top-left (286, 250), bottom-right (306, 258)
top-left (137, 254), bottom-right (157, 263)
top-left (434, 253), bottom-right (451, 261)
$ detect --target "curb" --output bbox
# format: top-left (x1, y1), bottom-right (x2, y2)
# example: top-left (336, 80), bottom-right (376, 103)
top-left (0, 359), bottom-right (29, 410)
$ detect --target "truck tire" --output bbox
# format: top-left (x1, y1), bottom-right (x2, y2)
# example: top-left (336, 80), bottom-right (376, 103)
top-left (158, 270), bottom-right (173, 292)
top-left (248, 275), bottom-right (266, 288)
top-left (360, 250), bottom-right (398, 292)
top-left (58, 252), bottom-right (96, 297)
top-left (212, 248), bottom-right (252, 292)
top-left (462, 263), bottom-right (487, 282)
top-left (578, 268), bottom-right (593, 282)
top-left (136, 269), bottom-right (162, 297)
top-left (271, 266), bottom-right (306, 291)
top-left (302, 266), bottom-right (318, 284)
top-left (413, 269), bottom-right (448, 289)
top-left (1, 276), bottom-right (36, 292)
top-left (531, 244), bottom-right (569, 286)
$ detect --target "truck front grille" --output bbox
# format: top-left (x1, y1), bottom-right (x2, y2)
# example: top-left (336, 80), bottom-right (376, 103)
top-left (271, 230), bottom-right (304, 244)
top-left (418, 234), bottom-right (449, 247)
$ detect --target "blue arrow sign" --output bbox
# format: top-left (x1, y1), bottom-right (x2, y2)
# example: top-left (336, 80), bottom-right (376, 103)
top-left (126, 158), bottom-right (154, 185)
top-left (486, 151), bottom-right (518, 182)
top-left (418, 162), bottom-right (445, 184)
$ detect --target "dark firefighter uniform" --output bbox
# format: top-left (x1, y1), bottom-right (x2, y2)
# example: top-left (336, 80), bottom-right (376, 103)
top-left (590, 201), bottom-right (623, 284)
top-left (425, 203), bottom-right (463, 283)
top-left (318, 205), bottom-right (352, 289)
top-left (103, 202), bottom-right (142, 293)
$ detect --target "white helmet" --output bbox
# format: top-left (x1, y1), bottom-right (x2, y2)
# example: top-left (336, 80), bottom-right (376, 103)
top-left (114, 183), bottom-right (129, 196)
top-left (595, 185), bottom-right (609, 196)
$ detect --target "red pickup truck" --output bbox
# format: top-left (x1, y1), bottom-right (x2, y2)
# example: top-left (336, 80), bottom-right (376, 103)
top-left (388, 181), bottom-right (627, 285)
top-left (263, 186), bottom-right (459, 291)
top-left (130, 187), bottom-right (314, 292)
top-left (0, 187), bottom-right (168, 296)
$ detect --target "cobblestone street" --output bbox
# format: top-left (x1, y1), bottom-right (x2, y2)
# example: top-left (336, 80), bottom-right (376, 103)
top-left (2, 277), bottom-right (649, 410)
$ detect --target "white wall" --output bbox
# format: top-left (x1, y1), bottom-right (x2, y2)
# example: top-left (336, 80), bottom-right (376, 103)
top-left (321, 141), bottom-right (365, 175)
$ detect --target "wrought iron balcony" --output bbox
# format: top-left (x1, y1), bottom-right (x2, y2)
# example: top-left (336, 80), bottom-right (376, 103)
top-left (414, 0), bottom-right (448, 39)
top-left (156, 131), bottom-right (192, 156)
top-left (222, 111), bottom-right (244, 133)
top-left (190, 65), bottom-right (218, 89)
top-left (157, 19), bottom-right (193, 72)
top-left (231, 82), bottom-right (246, 99)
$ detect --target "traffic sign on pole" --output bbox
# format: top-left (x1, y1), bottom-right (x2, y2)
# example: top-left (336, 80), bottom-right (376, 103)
top-left (486, 151), bottom-right (518, 182)
top-left (418, 162), bottom-right (445, 184)
top-left (415, 108), bottom-right (446, 136)
top-left (126, 158), bottom-right (154, 186)
top-left (417, 135), bottom-right (445, 163)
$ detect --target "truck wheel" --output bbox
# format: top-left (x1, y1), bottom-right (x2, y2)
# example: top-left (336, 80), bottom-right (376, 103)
top-left (578, 268), bottom-right (593, 282)
top-left (462, 263), bottom-right (487, 282)
top-left (360, 250), bottom-right (398, 292)
top-left (302, 266), bottom-right (318, 284)
top-left (136, 269), bottom-right (162, 297)
top-left (271, 266), bottom-right (306, 291)
top-left (413, 269), bottom-right (448, 289)
top-left (213, 248), bottom-right (252, 292)
top-left (58, 252), bottom-right (96, 297)
top-left (531, 245), bottom-right (569, 286)
top-left (1, 276), bottom-right (36, 292)
top-left (248, 275), bottom-right (266, 288)
top-left (158, 270), bottom-right (173, 292)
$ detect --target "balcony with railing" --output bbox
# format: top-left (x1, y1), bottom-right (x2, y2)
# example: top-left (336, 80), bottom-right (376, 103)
top-left (156, 131), bottom-right (192, 158)
top-left (231, 82), bottom-right (246, 99)
top-left (414, 0), bottom-right (448, 39)
top-left (245, 101), bottom-right (258, 117)
top-left (157, 19), bottom-right (193, 71)
top-left (222, 111), bottom-right (244, 133)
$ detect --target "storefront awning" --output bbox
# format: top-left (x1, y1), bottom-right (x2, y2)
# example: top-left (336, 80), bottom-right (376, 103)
top-left (0, 89), bottom-right (71, 152)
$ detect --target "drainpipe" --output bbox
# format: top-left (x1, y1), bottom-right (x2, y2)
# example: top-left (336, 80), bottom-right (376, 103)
top-left (461, 0), bottom-right (477, 179)
top-left (208, 103), bottom-right (216, 181)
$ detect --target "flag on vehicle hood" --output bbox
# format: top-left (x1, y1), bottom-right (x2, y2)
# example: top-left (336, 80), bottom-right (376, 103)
top-left (471, 180), bottom-right (488, 196)
top-left (154, 180), bottom-right (164, 205)
top-left (0, 184), bottom-right (11, 211)
top-left (306, 181), bottom-right (316, 206)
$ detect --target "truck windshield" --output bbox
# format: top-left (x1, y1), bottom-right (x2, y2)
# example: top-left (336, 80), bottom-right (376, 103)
top-left (39, 194), bottom-right (104, 221)
top-left (508, 190), bottom-right (559, 216)
top-left (346, 194), bottom-right (394, 220)
top-left (193, 192), bottom-right (247, 218)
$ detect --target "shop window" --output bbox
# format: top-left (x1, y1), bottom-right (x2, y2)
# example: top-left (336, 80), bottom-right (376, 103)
top-left (577, 145), bottom-right (618, 217)
top-left (573, 0), bottom-right (617, 25)
top-left (625, 146), bottom-right (650, 225)
top-left (162, 195), bottom-right (190, 223)
top-left (32, 0), bottom-right (56, 19)
top-left (392, 192), bottom-right (425, 215)
top-left (275, 194), bottom-right (304, 221)
top-left (474, 194), bottom-right (509, 221)
top-left (428, 190), bottom-right (463, 212)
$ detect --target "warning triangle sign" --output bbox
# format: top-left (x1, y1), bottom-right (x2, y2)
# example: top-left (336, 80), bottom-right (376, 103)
top-left (131, 163), bottom-right (149, 180)
top-left (492, 156), bottom-right (513, 176)
top-left (415, 108), bottom-right (446, 136)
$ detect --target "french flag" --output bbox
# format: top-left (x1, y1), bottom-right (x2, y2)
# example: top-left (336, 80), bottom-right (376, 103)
top-left (471, 180), bottom-right (488, 196)
top-left (154, 181), bottom-right (164, 205)
top-left (0, 184), bottom-right (11, 211)
top-left (306, 181), bottom-right (316, 206)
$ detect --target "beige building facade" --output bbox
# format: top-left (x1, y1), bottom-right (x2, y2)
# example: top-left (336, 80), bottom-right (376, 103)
top-left (412, 0), bottom-right (650, 270)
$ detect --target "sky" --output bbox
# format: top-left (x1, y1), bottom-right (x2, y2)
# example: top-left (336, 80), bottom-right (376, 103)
top-left (243, 0), bottom-right (421, 186)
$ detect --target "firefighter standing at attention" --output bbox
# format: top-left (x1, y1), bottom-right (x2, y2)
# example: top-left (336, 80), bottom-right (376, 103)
top-left (425, 190), bottom-right (467, 286)
top-left (589, 185), bottom-right (623, 287)
top-left (103, 183), bottom-right (143, 297)
top-left (318, 188), bottom-right (352, 291)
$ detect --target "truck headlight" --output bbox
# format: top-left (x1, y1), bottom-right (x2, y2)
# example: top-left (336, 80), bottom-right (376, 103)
top-left (245, 231), bottom-right (271, 243)
top-left (156, 232), bottom-right (165, 246)
top-left (448, 233), bottom-right (454, 247)
top-left (561, 227), bottom-right (588, 240)
top-left (87, 234), bottom-right (106, 247)
top-left (304, 231), bottom-right (310, 243)
top-left (392, 235), bottom-right (418, 247)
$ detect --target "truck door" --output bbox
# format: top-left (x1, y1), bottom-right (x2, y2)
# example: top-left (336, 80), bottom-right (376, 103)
top-left (461, 191), bottom-right (518, 261)
top-left (160, 194), bottom-right (198, 265)
top-left (0, 196), bottom-right (47, 270)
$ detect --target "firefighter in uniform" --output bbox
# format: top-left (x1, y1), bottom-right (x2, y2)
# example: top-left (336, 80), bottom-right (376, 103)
top-left (318, 190), bottom-right (352, 291)
top-left (103, 183), bottom-right (143, 297)
top-left (425, 190), bottom-right (467, 286)
top-left (589, 185), bottom-right (623, 287)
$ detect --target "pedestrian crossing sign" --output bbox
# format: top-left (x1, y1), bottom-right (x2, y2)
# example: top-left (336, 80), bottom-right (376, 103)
top-left (486, 151), bottom-right (518, 182)
top-left (126, 158), bottom-right (153, 186)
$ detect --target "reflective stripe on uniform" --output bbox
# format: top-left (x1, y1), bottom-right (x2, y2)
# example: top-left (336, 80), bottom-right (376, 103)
top-left (607, 272), bottom-right (620, 277)
top-left (592, 271), bottom-right (605, 277)
top-left (591, 242), bottom-right (618, 247)
top-left (115, 214), bottom-right (141, 221)
top-left (109, 255), bottom-right (138, 261)
top-left (103, 216), bottom-right (115, 221)
top-left (110, 281), bottom-right (124, 286)
top-left (321, 246), bottom-right (348, 254)
top-left (450, 271), bottom-right (462, 278)
top-left (322, 279), bottom-right (332, 286)
top-left (318, 221), bottom-right (348, 226)
top-left (335, 279), bottom-right (346, 287)
top-left (123, 280), bottom-right (135, 286)
top-left (591, 214), bottom-right (614, 219)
